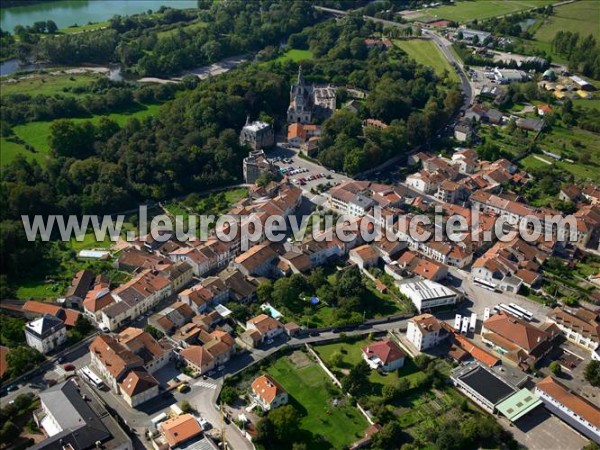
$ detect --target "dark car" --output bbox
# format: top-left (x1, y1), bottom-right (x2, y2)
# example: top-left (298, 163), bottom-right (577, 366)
top-left (309, 331), bottom-right (320, 337)
top-left (63, 364), bottom-right (76, 371)
top-left (7, 385), bottom-right (18, 392)
top-left (330, 328), bottom-right (338, 333)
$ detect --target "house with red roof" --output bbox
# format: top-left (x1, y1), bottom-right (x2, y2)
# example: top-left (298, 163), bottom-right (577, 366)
top-left (361, 339), bottom-right (406, 372)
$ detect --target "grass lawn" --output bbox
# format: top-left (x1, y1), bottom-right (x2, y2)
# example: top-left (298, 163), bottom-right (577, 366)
top-left (265, 352), bottom-right (368, 450)
top-left (314, 338), bottom-right (428, 396)
top-left (1, 72), bottom-right (101, 97)
top-left (275, 49), bottom-right (314, 63)
top-left (393, 39), bottom-right (459, 82)
top-left (61, 21), bottom-right (109, 34)
top-left (157, 20), bottom-right (207, 39)
top-left (0, 137), bottom-right (47, 166)
top-left (9, 104), bottom-right (162, 157)
top-left (415, 0), bottom-right (554, 23)
top-left (573, 98), bottom-right (600, 111)
top-left (534, 1), bottom-right (600, 46)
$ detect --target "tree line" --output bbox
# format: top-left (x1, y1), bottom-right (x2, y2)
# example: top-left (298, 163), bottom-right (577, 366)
top-left (552, 31), bottom-right (600, 79)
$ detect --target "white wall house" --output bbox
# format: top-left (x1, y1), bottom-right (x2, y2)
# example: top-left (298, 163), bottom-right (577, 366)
top-left (25, 314), bottom-right (67, 354)
top-left (406, 314), bottom-right (447, 351)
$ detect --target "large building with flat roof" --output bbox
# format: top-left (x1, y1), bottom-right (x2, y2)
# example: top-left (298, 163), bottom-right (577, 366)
top-left (398, 279), bottom-right (457, 312)
top-left (451, 362), bottom-right (516, 412)
top-left (32, 379), bottom-right (132, 450)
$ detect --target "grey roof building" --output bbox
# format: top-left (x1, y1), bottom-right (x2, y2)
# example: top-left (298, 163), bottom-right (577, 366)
top-left (33, 379), bottom-right (132, 450)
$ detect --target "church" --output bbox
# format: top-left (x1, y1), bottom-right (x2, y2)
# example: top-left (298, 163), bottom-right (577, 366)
top-left (287, 67), bottom-right (336, 124)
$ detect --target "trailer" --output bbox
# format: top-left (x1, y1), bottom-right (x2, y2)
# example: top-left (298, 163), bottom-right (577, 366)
top-left (454, 314), bottom-right (462, 330)
top-left (461, 316), bottom-right (469, 334)
top-left (483, 307), bottom-right (490, 321)
top-left (469, 313), bottom-right (477, 332)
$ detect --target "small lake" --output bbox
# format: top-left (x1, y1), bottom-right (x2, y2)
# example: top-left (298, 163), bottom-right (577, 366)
top-left (1, 0), bottom-right (198, 32)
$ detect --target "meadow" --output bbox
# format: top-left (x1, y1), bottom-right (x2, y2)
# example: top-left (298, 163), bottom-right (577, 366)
top-left (1, 72), bottom-right (103, 97)
top-left (393, 39), bottom-right (459, 82)
top-left (274, 48), bottom-right (314, 63)
top-left (415, 0), bottom-right (555, 23)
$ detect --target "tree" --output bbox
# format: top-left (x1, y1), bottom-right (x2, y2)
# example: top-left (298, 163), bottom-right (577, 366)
top-left (329, 351), bottom-right (343, 367)
top-left (144, 325), bottom-right (164, 340)
top-left (46, 20), bottom-right (58, 34)
top-left (220, 386), bottom-right (239, 405)
top-left (549, 361), bottom-right (562, 375)
top-left (584, 360), bottom-right (600, 387)
top-left (74, 315), bottom-right (93, 336)
top-left (371, 421), bottom-right (404, 450)
top-left (267, 405), bottom-right (301, 442)
top-left (180, 400), bottom-right (192, 413)
top-left (256, 280), bottom-right (273, 303)
top-left (413, 354), bottom-right (431, 370)
top-left (5, 346), bottom-right (44, 378)
top-left (342, 360), bottom-right (371, 396)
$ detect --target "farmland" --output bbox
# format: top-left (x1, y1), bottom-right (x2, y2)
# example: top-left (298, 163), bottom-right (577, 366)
top-left (393, 39), bottom-right (459, 82)
top-left (534, 1), bottom-right (600, 46)
top-left (414, 0), bottom-right (555, 23)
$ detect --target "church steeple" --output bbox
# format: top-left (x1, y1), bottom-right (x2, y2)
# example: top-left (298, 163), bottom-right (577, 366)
top-left (297, 65), bottom-right (305, 86)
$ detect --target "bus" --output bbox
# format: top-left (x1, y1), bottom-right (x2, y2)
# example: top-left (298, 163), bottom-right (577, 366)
top-left (509, 303), bottom-right (534, 322)
top-left (79, 367), bottom-right (104, 389)
top-left (461, 316), bottom-right (469, 334)
top-left (454, 314), bottom-right (462, 331)
top-left (473, 277), bottom-right (497, 292)
top-left (483, 307), bottom-right (490, 321)
top-left (469, 313), bottom-right (477, 332)
top-left (493, 304), bottom-right (529, 321)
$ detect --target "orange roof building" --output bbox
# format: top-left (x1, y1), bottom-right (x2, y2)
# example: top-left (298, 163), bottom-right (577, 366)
top-left (251, 374), bottom-right (288, 410)
top-left (160, 414), bottom-right (203, 448)
top-left (535, 376), bottom-right (600, 442)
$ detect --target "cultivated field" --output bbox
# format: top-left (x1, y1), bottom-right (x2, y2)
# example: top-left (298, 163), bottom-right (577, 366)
top-left (393, 39), bottom-right (459, 82)
top-left (534, 1), bottom-right (600, 45)
top-left (415, 0), bottom-right (555, 23)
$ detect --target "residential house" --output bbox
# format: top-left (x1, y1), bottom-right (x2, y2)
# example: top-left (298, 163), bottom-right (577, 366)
top-left (251, 375), bottom-right (289, 411)
top-left (25, 314), bottom-right (67, 354)
top-left (559, 185), bottom-right (581, 203)
top-left (89, 334), bottom-right (144, 392)
top-left (349, 244), bottom-right (379, 269)
top-left (361, 339), bottom-right (406, 372)
top-left (156, 261), bottom-right (193, 293)
top-left (180, 345), bottom-right (215, 375)
top-left (23, 301), bottom-right (80, 327)
top-left (582, 184), bottom-right (600, 205)
top-left (454, 120), bottom-right (474, 142)
top-left (406, 314), bottom-right (448, 351)
top-left (148, 302), bottom-right (195, 335)
top-left (160, 414), bottom-right (204, 449)
top-left (233, 243), bottom-right (278, 277)
top-left (116, 247), bottom-right (170, 272)
top-left (119, 369), bottom-right (159, 407)
top-left (82, 285), bottom-right (115, 322)
top-left (117, 327), bottom-right (171, 374)
top-left (546, 307), bottom-right (599, 351)
top-left (243, 149), bottom-right (277, 184)
top-left (64, 270), bottom-right (95, 308)
top-left (245, 314), bottom-right (284, 344)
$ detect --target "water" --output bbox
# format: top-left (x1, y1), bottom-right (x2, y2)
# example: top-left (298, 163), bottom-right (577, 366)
top-left (0, 58), bottom-right (45, 76)
top-left (518, 18), bottom-right (536, 32)
top-left (1, 0), bottom-right (198, 33)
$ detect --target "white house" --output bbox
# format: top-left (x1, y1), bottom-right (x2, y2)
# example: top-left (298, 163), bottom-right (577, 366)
top-left (406, 314), bottom-right (448, 351)
top-left (251, 375), bottom-right (289, 411)
top-left (245, 314), bottom-right (284, 343)
top-left (25, 314), bottom-right (67, 354)
top-left (545, 307), bottom-right (599, 352)
top-left (361, 339), bottom-right (405, 372)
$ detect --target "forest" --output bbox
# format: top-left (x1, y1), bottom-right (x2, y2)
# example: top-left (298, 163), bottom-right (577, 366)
top-left (552, 31), bottom-right (600, 80)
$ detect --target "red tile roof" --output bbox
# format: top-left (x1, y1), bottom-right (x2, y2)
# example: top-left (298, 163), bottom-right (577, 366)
top-left (361, 339), bottom-right (405, 365)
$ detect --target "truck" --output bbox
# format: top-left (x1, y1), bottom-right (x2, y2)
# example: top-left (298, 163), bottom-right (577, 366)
top-left (454, 314), bottom-right (462, 330)
top-left (469, 313), bottom-right (477, 332)
top-left (461, 317), bottom-right (469, 334)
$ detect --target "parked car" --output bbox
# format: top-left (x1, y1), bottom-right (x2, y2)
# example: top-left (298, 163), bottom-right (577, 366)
top-left (63, 364), bottom-right (76, 371)
top-left (7, 385), bottom-right (18, 392)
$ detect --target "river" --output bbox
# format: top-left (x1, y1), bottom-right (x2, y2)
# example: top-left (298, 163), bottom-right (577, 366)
top-left (1, 0), bottom-right (198, 32)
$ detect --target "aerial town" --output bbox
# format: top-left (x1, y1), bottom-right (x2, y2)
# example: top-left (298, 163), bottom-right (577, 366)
top-left (0, 1), bottom-right (599, 450)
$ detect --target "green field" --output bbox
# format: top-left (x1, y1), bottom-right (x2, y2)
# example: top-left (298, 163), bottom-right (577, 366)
top-left (315, 338), bottom-right (428, 394)
top-left (1, 72), bottom-right (102, 97)
top-left (0, 137), bottom-right (47, 166)
top-left (534, 1), bottom-right (600, 45)
top-left (265, 352), bottom-right (368, 450)
top-left (393, 39), bottom-right (459, 82)
top-left (275, 48), bottom-right (314, 63)
top-left (61, 21), bottom-right (109, 34)
top-left (157, 20), bottom-right (207, 39)
top-left (415, 0), bottom-right (554, 23)
top-left (8, 104), bottom-right (162, 162)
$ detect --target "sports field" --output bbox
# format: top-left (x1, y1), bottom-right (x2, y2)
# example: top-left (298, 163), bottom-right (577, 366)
top-left (393, 39), bottom-right (459, 82)
top-left (415, 0), bottom-right (554, 23)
